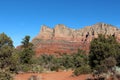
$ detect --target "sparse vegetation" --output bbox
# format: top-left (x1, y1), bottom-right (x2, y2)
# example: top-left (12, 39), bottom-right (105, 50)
top-left (74, 65), bottom-right (91, 76)
top-left (1, 32), bottom-right (120, 80)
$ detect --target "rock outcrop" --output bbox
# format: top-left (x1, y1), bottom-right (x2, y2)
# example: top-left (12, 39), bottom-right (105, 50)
top-left (32, 23), bottom-right (120, 55)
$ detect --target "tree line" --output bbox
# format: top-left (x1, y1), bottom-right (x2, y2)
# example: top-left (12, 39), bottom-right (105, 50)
top-left (0, 33), bottom-right (120, 79)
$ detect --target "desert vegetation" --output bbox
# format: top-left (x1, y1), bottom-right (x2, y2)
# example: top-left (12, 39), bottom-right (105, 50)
top-left (0, 32), bottom-right (120, 80)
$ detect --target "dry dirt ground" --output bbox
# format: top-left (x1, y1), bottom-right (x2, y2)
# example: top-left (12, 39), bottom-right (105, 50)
top-left (14, 71), bottom-right (91, 80)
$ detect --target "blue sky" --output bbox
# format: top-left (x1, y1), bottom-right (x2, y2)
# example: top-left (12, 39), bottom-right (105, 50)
top-left (0, 0), bottom-right (120, 47)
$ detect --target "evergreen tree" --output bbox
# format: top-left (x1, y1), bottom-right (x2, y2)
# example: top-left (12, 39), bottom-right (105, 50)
top-left (89, 34), bottom-right (119, 73)
top-left (0, 33), bottom-right (14, 79)
top-left (20, 35), bottom-right (35, 64)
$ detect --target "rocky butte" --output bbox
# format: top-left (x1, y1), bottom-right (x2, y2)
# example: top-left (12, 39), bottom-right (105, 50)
top-left (32, 23), bottom-right (120, 56)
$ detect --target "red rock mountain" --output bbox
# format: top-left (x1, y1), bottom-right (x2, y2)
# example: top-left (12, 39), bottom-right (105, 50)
top-left (32, 23), bottom-right (120, 55)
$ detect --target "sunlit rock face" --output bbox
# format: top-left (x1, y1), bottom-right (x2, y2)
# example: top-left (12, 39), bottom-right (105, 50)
top-left (32, 23), bottom-right (120, 56)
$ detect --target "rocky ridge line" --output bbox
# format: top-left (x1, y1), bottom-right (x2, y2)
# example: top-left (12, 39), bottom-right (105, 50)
top-left (32, 23), bottom-right (120, 55)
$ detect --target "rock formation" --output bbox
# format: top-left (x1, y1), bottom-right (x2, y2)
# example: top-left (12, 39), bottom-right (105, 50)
top-left (32, 23), bottom-right (120, 55)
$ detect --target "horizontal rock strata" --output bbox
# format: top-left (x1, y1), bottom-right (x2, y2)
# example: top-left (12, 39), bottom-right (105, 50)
top-left (32, 23), bottom-right (120, 55)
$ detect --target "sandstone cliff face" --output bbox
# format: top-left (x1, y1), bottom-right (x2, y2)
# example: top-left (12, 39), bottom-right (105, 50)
top-left (36, 25), bottom-right (53, 39)
top-left (32, 23), bottom-right (120, 55)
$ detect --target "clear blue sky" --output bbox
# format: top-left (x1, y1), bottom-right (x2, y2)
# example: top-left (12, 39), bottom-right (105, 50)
top-left (0, 0), bottom-right (120, 47)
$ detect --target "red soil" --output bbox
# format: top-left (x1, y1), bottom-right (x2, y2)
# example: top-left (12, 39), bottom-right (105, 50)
top-left (14, 71), bottom-right (91, 80)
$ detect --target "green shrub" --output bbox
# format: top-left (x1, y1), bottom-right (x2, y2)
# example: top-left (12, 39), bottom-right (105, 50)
top-left (0, 71), bottom-right (13, 80)
top-left (18, 64), bottom-right (31, 72)
top-left (31, 65), bottom-right (43, 73)
top-left (74, 65), bottom-right (91, 76)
